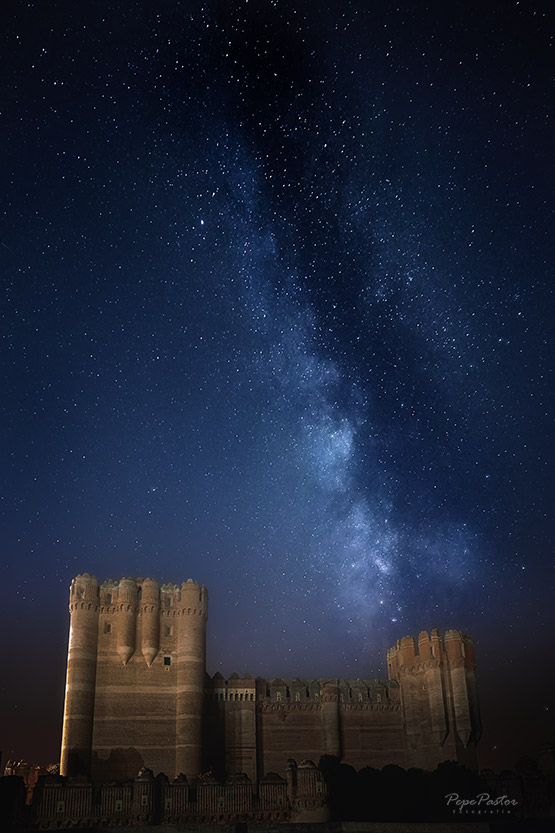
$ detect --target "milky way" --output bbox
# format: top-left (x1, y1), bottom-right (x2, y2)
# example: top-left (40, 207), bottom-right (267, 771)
top-left (1, 0), bottom-right (553, 768)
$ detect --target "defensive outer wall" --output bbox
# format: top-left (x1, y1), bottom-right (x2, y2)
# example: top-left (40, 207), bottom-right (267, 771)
top-left (60, 574), bottom-right (481, 784)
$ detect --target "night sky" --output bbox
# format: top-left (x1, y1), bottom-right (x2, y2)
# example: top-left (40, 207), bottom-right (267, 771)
top-left (1, 0), bottom-right (553, 774)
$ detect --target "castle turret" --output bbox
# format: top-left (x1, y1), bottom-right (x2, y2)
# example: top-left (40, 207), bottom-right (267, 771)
top-left (141, 578), bottom-right (160, 666)
top-left (444, 629), bottom-right (475, 748)
top-left (175, 580), bottom-right (208, 779)
top-left (321, 681), bottom-right (341, 758)
top-left (420, 630), bottom-right (448, 746)
top-left (60, 574), bottom-right (99, 776)
top-left (463, 634), bottom-right (482, 744)
top-left (116, 578), bottom-right (138, 665)
top-left (400, 635), bottom-right (416, 666)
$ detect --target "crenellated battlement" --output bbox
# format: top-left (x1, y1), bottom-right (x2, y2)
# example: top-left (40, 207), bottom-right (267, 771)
top-left (69, 573), bottom-right (99, 607)
top-left (205, 674), bottom-right (398, 706)
top-left (27, 759), bottom-right (328, 827)
top-left (386, 628), bottom-right (475, 678)
top-left (95, 577), bottom-right (208, 611)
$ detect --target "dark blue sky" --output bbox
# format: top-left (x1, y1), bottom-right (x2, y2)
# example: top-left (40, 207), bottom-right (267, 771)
top-left (1, 0), bottom-right (553, 771)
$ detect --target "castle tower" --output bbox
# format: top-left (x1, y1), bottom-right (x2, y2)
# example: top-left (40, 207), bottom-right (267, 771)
top-left (175, 579), bottom-right (208, 779)
top-left (60, 574), bottom-right (100, 776)
top-left (61, 575), bottom-right (208, 782)
top-left (386, 628), bottom-right (481, 770)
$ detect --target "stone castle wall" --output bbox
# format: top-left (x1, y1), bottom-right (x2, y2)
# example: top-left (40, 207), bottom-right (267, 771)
top-left (205, 676), bottom-right (408, 776)
top-left (27, 760), bottom-right (327, 828)
top-left (61, 574), bottom-right (481, 783)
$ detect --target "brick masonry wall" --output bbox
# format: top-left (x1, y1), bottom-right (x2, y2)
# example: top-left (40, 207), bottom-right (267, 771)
top-left (91, 645), bottom-right (177, 782)
top-left (340, 704), bottom-right (407, 770)
top-left (257, 704), bottom-right (323, 774)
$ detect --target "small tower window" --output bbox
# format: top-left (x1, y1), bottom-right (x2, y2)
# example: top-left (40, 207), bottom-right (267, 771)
top-left (115, 799), bottom-right (123, 812)
top-left (105, 593), bottom-right (112, 605)
top-left (165, 625), bottom-right (173, 637)
top-left (295, 692), bottom-right (300, 701)
top-left (141, 794), bottom-right (148, 806)
top-left (164, 656), bottom-right (172, 666)
top-left (56, 801), bottom-right (65, 813)
top-left (276, 691), bottom-right (281, 702)
top-left (104, 622), bottom-right (112, 634)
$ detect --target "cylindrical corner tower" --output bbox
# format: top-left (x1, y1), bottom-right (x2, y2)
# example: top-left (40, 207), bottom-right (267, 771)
top-left (175, 580), bottom-right (208, 779)
top-left (60, 573), bottom-right (99, 776)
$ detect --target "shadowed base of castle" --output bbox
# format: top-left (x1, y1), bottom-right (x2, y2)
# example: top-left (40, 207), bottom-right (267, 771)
top-left (91, 748), bottom-right (146, 784)
top-left (2, 754), bottom-right (554, 830)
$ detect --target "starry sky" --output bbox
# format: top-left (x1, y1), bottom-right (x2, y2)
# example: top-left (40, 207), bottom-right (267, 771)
top-left (1, 0), bottom-right (553, 772)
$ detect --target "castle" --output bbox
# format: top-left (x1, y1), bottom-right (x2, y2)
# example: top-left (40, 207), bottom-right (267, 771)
top-left (61, 574), bottom-right (482, 786)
